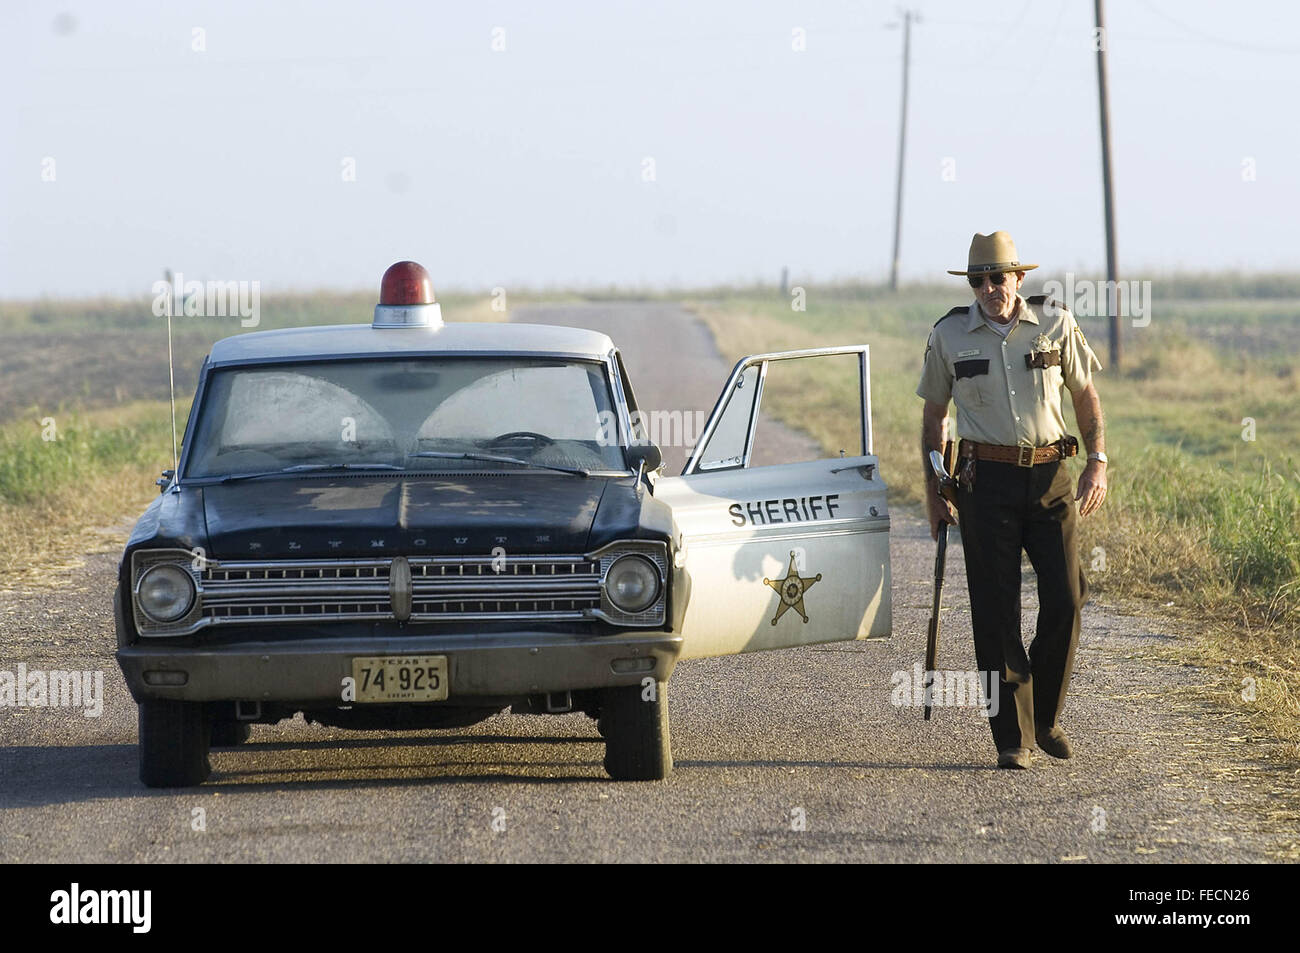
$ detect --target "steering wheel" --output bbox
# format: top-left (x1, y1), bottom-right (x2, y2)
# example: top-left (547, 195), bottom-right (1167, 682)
top-left (485, 431), bottom-right (555, 448)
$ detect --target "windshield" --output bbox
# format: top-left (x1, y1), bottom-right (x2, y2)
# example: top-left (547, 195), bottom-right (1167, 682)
top-left (184, 357), bottom-right (629, 477)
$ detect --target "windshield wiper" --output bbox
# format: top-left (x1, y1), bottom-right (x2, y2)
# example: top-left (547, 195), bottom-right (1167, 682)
top-left (215, 463), bottom-right (403, 483)
top-left (407, 451), bottom-right (589, 477)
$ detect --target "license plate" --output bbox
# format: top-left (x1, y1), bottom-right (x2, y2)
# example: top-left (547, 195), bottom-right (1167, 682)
top-left (351, 655), bottom-right (448, 703)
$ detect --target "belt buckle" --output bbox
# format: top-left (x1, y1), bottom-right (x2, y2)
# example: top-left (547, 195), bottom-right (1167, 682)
top-left (1016, 445), bottom-right (1034, 468)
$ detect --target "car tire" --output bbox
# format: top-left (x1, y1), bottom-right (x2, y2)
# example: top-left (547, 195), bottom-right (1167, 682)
top-left (601, 679), bottom-right (672, 781)
top-left (139, 699), bottom-right (212, 787)
top-left (210, 719), bottom-right (251, 747)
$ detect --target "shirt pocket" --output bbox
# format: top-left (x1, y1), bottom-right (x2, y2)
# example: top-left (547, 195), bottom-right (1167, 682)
top-left (1034, 363), bottom-right (1064, 402)
top-left (952, 358), bottom-right (990, 407)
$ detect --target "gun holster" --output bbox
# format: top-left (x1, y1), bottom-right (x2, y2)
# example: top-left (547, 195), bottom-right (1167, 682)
top-left (955, 439), bottom-right (976, 492)
top-left (939, 439), bottom-right (962, 503)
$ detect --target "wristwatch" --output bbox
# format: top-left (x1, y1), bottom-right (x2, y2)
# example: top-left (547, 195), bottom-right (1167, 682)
top-left (1087, 451), bottom-right (1108, 464)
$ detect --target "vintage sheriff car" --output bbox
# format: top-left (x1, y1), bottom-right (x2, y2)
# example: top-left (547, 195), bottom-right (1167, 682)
top-left (116, 262), bottom-right (891, 786)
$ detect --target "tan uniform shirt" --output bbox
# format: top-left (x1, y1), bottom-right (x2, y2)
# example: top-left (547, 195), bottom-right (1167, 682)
top-left (915, 294), bottom-right (1102, 447)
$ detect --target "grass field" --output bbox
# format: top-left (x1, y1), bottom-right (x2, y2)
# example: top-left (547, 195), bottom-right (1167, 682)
top-left (0, 291), bottom-right (505, 424)
top-left (0, 400), bottom-right (183, 581)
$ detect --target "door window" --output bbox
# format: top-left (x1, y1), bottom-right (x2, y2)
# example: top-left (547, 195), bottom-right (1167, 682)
top-left (686, 348), bottom-right (870, 474)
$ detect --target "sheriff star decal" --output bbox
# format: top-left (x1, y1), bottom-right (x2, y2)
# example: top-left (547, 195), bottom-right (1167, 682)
top-left (763, 551), bottom-right (822, 626)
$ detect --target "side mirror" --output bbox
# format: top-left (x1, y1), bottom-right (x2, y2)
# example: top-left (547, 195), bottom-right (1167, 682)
top-left (626, 443), bottom-right (662, 474)
top-left (157, 469), bottom-right (175, 494)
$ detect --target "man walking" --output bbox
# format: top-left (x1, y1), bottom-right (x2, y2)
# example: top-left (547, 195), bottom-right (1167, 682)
top-left (916, 231), bottom-right (1108, 769)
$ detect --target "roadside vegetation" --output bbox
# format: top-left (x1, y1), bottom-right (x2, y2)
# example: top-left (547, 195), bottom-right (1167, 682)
top-left (0, 401), bottom-right (180, 581)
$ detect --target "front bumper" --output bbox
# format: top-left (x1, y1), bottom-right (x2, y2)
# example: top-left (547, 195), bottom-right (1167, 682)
top-left (117, 631), bottom-right (682, 704)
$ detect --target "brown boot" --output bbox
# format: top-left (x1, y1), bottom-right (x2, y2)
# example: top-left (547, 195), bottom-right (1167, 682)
top-left (1036, 726), bottom-right (1073, 759)
top-left (997, 747), bottom-right (1032, 769)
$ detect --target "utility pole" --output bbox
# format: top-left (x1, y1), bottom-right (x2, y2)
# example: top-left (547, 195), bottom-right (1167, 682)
top-left (1094, 0), bottom-right (1121, 369)
top-left (889, 10), bottom-right (917, 292)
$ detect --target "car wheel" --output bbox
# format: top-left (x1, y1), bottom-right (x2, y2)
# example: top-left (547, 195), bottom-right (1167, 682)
top-left (210, 719), bottom-right (251, 747)
top-left (139, 699), bottom-right (212, 787)
top-left (600, 679), bottom-right (672, 781)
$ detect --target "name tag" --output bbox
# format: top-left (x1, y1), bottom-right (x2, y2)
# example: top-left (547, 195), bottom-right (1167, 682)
top-left (957, 348), bottom-right (981, 358)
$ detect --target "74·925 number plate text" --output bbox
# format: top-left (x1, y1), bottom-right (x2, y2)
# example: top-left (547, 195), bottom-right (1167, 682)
top-left (351, 656), bottom-right (448, 703)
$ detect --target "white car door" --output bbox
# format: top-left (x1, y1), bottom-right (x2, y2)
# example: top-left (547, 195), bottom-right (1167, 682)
top-left (653, 346), bottom-right (891, 660)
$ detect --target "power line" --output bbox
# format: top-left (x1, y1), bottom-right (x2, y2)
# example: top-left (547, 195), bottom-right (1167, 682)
top-left (1136, 0), bottom-right (1300, 54)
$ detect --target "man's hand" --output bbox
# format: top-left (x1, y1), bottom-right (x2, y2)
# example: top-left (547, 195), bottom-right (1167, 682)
top-left (1076, 460), bottom-right (1107, 517)
top-left (927, 490), bottom-right (957, 540)
top-left (921, 399), bottom-right (956, 539)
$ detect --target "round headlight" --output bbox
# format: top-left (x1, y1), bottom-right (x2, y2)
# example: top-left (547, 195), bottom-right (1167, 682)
top-left (137, 564), bottom-right (196, 623)
top-left (604, 555), bottom-right (660, 614)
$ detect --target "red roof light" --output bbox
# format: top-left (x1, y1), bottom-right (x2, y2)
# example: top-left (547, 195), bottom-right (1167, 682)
top-left (379, 261), bottom-right (435, 306)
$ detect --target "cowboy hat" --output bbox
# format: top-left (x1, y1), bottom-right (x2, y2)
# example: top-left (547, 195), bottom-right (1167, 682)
top-left (947, 231), bottom-right (1038, 276)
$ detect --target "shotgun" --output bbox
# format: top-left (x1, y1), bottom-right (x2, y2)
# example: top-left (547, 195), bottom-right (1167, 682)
top-left (924, 441), bottom-right (957, 720)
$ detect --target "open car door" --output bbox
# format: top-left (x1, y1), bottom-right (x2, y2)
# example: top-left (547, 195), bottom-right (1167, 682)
top-left (653, 346), bottom-right (891, 660)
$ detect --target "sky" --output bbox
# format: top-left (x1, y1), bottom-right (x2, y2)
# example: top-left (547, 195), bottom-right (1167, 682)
top-left (3, 0), bottom-right (1298, 298)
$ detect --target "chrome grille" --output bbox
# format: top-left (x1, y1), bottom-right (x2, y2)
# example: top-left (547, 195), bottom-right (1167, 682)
top-left (203, 560), bottom-right (391, 622)
top-left (411, 557), bottom-right (600, 620)
top-left (199, 556), bottom-right (601, 625)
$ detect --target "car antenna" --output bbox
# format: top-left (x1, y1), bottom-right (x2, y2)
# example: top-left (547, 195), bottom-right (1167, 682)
top-left (164, 268), bottom-right (179, 479)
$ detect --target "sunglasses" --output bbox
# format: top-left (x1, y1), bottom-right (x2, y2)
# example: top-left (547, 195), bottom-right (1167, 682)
top-left (967, 272), bottom-right (1009, 289)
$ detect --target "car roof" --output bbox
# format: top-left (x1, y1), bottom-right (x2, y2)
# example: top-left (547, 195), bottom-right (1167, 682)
top-left (207, 322), bottom-right (617, 365)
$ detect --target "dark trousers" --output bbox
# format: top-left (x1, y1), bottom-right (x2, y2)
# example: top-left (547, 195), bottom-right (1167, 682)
top-left (956, 458), bottom-right (1086, 752)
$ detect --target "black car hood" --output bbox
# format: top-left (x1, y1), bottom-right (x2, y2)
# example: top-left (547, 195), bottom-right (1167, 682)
top-left (201, 475), bottom-right (610, 559)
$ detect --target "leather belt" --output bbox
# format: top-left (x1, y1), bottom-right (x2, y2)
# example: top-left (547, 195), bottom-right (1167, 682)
top-left (959, 436), bottom-right (1078, 468)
